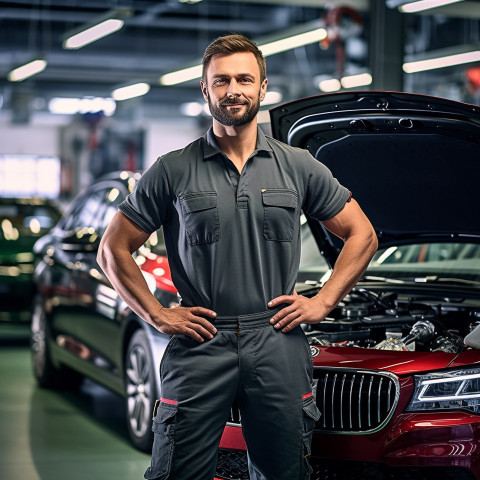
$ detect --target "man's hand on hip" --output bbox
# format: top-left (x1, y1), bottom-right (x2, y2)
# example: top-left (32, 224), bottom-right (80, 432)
top-left (268, 293), bottom-right (328, 333)
top-left (155, 306), bottom-right (217, 342)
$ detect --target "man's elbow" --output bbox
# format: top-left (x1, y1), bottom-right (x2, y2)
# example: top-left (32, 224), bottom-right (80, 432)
top-left (365, 224), bottom-right (378, 257)
top-left (97, 237), bottom-right (112, 272)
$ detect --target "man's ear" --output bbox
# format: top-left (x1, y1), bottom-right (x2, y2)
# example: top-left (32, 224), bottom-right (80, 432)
top-left (201, 80), bottom-right (208, 101)
top-left (260, 78), bottom-right (268, 101)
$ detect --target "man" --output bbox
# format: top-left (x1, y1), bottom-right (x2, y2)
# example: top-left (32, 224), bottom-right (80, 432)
top-left (98, 34), bottom-right (377, 480)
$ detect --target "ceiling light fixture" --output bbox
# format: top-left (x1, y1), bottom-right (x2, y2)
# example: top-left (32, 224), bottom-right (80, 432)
top-left (318, 78), bottom-right (341, 92)
top-left (112, 82), bottom-right (150, 101)
top-left (317, 72), bottom-right (372, 92)
top-left (260, 28), bottom-right (327, 57)
top-left (48, 97), bottom-right (116, 116)
top-left (8, 58), bottom-right (47, 82)
top-left (341, 73), bottom-right (373, 88)
top-left (159, 26), bottom-right (327, 86)
top-left (160, 65), bottom-right (203, 87)
top-left (403, 50), bottom-right (480, 73)
top-left (63, 9), bottom-right (131, 50)
top-left (262, 91), bottom-right (283, 106)
top-left (180, 102), bottom-right (204, 116)
top-left (399, 0), bottom-right (464, 13)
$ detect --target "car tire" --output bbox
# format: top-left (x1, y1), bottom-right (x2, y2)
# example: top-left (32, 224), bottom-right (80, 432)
top-left (125, 329), bottom-right (157, 452)
top-left (30, 294), bottom-right (82, 389)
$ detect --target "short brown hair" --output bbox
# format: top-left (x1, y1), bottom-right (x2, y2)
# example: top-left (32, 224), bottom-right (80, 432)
top-left (202, 34), bottom-right (267, 82)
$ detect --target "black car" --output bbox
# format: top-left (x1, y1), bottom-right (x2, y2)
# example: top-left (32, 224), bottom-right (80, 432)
top-left (0, 197), bottom-right (61, 324)
top-left (31, 171), bottom-right (178, 451)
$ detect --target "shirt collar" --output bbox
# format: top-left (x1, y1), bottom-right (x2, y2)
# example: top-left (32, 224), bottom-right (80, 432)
top-left (202, 126), bottom-right (273, 160)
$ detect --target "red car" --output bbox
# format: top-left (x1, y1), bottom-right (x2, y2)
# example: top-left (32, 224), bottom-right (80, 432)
top-left (214, 92), bottom-right (480, 480)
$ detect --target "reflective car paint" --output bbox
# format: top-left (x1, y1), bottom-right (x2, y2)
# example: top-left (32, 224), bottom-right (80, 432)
top-left (31, 172), bottom-right (178, 451)
top-left (312, 347), bottom-right (457, 375)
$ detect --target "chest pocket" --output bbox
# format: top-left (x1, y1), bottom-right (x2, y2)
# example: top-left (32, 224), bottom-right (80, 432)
top-left (262, 188), bottom-right (298, 242)
top-left (179, 192), bottom-right (220, 246)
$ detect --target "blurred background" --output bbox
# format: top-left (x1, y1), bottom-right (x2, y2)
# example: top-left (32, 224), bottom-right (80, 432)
top-left (0, 0), bottom-right (479, 204)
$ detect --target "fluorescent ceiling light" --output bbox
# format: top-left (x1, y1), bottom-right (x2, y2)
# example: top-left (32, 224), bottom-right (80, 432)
top-left (180, 102), bottom-right (204, 116)
top-left (112, 82), bottom-right (150, 101)
top-left (260, 28), bottom-right (327, 57)
top-left (399, 0), bottom-right (464, 13)
top-left (160, 65), bottom-right (203, 86)
top-left (317, 73), bottom-right (372, 92)
top-left (159, 27), bottom-right (327, 86)
top-left (403, 50), bottom-right (480, 73)
top-left (318, 78), bottom-right (341, 92)
top-left (8, 59), bottom-right (47, 82)
top-left (49, 97), bottom-right (116, 116)
top-left (63, 18), bottom-right (124, 49)
top-left (262, 91), bottom-right (283, 106)
top-left (341, 73), bottom-right (372, 88)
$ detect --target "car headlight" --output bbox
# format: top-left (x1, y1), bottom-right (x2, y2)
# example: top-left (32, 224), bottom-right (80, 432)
top-left (406, 367), bottom-right (480, 414)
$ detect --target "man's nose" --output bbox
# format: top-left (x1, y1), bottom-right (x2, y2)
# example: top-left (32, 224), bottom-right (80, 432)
top-left (227, 79), bottom-right (241, 97)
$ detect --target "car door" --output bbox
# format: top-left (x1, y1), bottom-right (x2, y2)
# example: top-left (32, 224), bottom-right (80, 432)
top-left (72, 182), bottom-right (128, 389)
top-left (40, 189), bottom-right (106, 347)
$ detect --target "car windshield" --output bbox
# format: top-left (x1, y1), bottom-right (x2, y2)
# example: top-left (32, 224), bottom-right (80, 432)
top-left (367, 242), bottom-right (480, 283)
top-left (299, 226), bottom-right (480, 284)
top-left (0, 202), bottom-right (61, 239)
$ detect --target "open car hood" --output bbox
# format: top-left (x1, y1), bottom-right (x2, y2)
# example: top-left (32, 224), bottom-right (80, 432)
top-left (269, 91), bottom-right (480, 265)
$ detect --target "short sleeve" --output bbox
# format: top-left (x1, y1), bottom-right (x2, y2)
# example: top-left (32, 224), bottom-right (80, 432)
top-left (301, 151), bottom-right (351, 221)
top-left (118, 158), bottom-right (171, 234)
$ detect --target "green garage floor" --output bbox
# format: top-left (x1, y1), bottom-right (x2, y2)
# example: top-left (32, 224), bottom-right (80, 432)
top-left (0, 331), bottom-right (150, 480)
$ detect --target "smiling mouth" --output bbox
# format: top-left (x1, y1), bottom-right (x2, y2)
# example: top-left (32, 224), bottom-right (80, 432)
top-left (222, 101), bottom-right (247, 108)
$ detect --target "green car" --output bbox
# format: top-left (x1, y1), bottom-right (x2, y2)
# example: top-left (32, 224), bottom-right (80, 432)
top-left (0, 197), bottom-right (61, 325)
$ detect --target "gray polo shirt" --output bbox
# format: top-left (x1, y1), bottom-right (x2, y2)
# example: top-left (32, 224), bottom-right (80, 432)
top-left (119, 127), bottom-right (350, 316)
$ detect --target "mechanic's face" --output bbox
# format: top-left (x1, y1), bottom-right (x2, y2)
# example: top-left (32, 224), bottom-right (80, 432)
top-left (201, 52), bottom-right (267, 127)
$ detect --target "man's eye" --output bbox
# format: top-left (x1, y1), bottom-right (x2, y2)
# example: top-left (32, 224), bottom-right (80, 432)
top-left (214, 79), bottom-right (227, 85)
top-left (240, 78), bottom-right (253, 83)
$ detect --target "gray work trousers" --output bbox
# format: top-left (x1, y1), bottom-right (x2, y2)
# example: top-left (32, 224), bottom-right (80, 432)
top-left (144, 309), bottom-right (321, 480)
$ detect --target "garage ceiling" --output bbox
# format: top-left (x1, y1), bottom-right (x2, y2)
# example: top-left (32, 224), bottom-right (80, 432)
top-left (0, 0), bottom-right (479, 119)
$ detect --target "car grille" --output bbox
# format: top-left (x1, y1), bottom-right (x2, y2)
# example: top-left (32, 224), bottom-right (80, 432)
top-left (215, 449), bottom-right (249, 480)
top-left (314, 367), bottom-right (399, 433)
top-left (226, 369), bottom-right (399, 434)
top-left (215, 452), bottom-right (476, 480)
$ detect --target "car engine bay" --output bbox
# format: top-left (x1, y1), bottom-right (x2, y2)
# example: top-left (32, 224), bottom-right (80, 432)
top-left (303, 287), bottom-right (480, 354)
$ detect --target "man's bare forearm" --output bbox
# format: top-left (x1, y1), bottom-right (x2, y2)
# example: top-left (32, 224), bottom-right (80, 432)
top-left (268, 199), bottom-right (378, 332)
top-left (98, 242), bottom-right (164, 329)
top-left (97, 212), bottom-right (217, 342)
top-left (312, 228), bottom-right (378, 315)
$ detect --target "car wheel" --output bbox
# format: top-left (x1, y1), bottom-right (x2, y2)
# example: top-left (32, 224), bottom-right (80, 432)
top-left (31, 294), bottom-right (82, 389)
top-left (125, 329), bottom-right (157, 451)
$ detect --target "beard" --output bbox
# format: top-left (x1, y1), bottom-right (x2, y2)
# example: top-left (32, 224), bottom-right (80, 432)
top-left (207, 92), bottom-right (261, 127)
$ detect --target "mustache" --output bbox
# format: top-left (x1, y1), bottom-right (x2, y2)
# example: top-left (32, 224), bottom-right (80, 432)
top-left (221, 96), bottom-right (248, 107)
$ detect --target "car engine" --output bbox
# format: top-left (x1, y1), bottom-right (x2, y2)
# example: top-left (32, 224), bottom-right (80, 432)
top-left (303, 287), bottom-right (480, 354)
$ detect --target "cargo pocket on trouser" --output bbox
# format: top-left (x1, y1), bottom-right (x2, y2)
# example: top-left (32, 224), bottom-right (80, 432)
top-left (144, 402), bottom-right (178, 480)
top-left (301, 393), bottom-right (321, 479)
